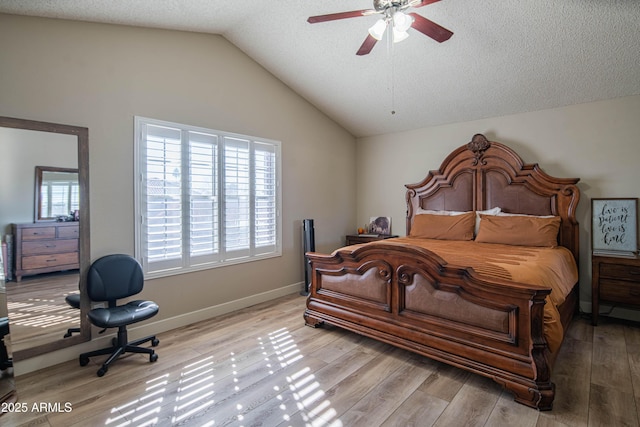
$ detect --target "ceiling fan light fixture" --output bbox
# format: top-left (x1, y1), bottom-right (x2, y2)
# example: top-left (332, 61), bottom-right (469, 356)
top-left (392, 27), bottom-right (410, 43)
top-left (393, 11), bottom-right (413, 32)
top-left (368, 18), bottom-right (387, 40)
top-left (307, 0), bottom-right (454, 56)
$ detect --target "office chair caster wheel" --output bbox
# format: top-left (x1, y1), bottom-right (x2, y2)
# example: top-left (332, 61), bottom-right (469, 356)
top-left (150, 353), bottom-right (158, 363)
top-left (97, 366), bottom-right (108, 377)
top-left (79, 355), bottom-right (89, 366)
top-left (111, 337), bottom-right (118, 347)
top-left (152, 338), bottom-right (160, 347)
top-left (64, 331), bottom-right (72, 338)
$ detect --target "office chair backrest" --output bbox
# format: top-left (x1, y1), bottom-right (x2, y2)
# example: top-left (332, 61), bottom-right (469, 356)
top-left (87, 254), bottom-right (145, 302)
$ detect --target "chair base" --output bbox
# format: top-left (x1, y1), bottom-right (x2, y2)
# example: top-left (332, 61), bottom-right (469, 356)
top-left (0, 318), bottom-right (12, 371)
top-left (64, 327), bottom-right (81, 338)
top-left (64, 295), bottom-right (81, 338)
top-left (79, 325), bottom-right (159, 377)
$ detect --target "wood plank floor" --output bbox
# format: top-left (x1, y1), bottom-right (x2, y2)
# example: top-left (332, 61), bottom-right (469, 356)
top-left (5, 271), bottom-right (80, 353)
top-left (2, 293), bottom-right (640, 426)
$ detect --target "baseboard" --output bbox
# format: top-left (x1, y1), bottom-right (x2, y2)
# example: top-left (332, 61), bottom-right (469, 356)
top-left (14, 281), bottom-right (304, 375)
top-left (580, 301), bottom-right (640, 323)
top-left (128, 281), bottom-right (303, 341)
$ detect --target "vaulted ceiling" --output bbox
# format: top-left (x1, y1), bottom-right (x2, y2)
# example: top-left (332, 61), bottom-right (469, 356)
top-left (1, 1), bottom-right (639, 137)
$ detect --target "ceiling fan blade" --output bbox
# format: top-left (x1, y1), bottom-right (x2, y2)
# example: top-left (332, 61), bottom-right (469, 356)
top-left (308, 9), bottom-right (374, 24)
top-left (356, 35), bottom-right (378, 56)
top-left (408, 13), bottom-right (453, 43)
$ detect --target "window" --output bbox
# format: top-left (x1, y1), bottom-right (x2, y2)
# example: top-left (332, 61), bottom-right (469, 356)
top-left (134, 117), bottom-right (281, 277)
top-left (41, 179), bottom-right (79, 218)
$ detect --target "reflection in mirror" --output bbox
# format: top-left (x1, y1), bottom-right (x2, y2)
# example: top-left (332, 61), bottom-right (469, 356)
top-left (0, 243), bottom-right (16, 405)
top-left (35, 166), bottom-right (79, 222)
top-left (0, 116), bottom-right (90, 364)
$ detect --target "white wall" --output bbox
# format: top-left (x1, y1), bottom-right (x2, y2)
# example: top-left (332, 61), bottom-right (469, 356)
top-left (0, 14), bottom-right (357, 372)
top-left (0, 128), bottom-right (77, 234)
top-left (356, 94), bottom-right (640, 321)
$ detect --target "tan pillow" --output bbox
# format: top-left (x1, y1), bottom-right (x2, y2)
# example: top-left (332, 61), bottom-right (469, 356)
top-left (410, 211), bottom-right (475, 240)
top-left (475, 214), bottom-right (561, 247)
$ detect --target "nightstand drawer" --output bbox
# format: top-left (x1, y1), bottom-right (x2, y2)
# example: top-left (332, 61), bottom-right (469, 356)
top-left (600, 263), bottom-right (640, 282)
top-left (599, 279), bottom-right (640, 304)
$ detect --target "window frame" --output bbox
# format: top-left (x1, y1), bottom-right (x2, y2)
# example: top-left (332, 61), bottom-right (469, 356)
top-left (134, 116), bottom-right (282, 278)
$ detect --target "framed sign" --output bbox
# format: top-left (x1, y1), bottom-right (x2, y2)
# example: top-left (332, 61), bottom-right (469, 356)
top-left (591, 198), bottom-right (638, 256)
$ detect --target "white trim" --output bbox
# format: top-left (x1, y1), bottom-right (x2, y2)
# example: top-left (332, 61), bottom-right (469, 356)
top-left (134, 116), bottom-right (282, 277)
top-left (137, 281), bottom-right (302, 334)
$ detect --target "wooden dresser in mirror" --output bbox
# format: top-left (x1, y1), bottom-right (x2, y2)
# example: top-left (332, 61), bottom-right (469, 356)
top-left (12, 222), bottom-right (80, 282)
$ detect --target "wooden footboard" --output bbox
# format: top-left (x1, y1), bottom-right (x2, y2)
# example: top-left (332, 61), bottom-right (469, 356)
top-left (304, 243), bottom-right (558, 410)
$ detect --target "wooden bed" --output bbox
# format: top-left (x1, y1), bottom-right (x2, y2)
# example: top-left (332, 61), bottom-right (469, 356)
top-left (304, 134), bottom-right (580, 410)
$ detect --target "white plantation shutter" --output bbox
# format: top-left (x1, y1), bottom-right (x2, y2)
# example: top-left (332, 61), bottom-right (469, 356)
top-left (41, 177), bottom-right (80, 218)
top-left (70, 181), bottom-right (80, 213)
top-left (49, 184), bottom-right (70, 216)
top-left (135, 117), bottom-right (281, 276)
top-left (223, 137), bottom-right (251, 257)
top-left (254, 142), bottom-right (277, 254)
top-left (140, 123), bottom-right (183, 271)
top-left (189, 132), bottom-right (219, 265)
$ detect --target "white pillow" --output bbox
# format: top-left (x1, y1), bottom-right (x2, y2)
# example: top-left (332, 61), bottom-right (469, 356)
top-left (497, 212), bottom-right (555, 218)
top-left (475, 207), bottom-right (501, 235)
top-left (416, 208), bottom-right (468, 216)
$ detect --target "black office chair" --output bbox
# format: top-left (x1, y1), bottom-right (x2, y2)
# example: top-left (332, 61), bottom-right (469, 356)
top-left (79, 254), bottom-right (159, 377)
top-left (0, 317), bottom-right (12, 371)
top-left (63, 293), bottom-right (81, 338)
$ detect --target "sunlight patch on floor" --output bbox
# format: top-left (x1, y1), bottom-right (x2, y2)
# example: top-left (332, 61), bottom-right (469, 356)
top-left (7, 298), bottom-right (78, 328)
top-left (106, 374), bottom-right (168, 426)
top-left (102, 327), bottom-right (344, 426)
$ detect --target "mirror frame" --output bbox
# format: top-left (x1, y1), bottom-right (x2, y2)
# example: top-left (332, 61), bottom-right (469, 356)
top-left (35, 166), bottom-right (79, 222)
top-left (0, 116), bottom-right (91, 360)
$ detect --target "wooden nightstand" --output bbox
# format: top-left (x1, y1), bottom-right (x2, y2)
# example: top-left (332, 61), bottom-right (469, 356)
top-left (591, 254), bottom-right (640, 325)
top-left (345, 234), bottom-right (398, 245)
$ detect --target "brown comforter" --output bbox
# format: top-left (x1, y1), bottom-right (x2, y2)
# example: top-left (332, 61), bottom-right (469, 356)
top-left (341, 237), bottom-right (579, 353)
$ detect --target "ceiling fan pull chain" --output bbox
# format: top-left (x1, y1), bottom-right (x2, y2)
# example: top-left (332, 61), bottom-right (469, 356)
top-left (388, 29), bottom-right (396, 115)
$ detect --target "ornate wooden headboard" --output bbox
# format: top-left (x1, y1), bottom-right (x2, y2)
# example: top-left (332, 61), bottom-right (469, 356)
top-left (405, 134), bottom-right (581, 260)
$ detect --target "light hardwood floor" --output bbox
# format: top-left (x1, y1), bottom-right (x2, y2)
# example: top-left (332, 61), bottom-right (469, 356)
top-left (5, 271), bottom-right (80, 353)
top-left (2, 293), bottom-right (640, 426)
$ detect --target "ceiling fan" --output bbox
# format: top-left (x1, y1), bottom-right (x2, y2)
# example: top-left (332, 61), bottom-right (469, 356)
top-left (307, 0), bottom-right (454, 56)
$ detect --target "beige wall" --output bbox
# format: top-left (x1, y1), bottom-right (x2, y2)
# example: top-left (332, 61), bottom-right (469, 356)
top-left (356, 94), bottom-right (640, 321)
top-left (0, 14), bottom-right (356, 371)
top-left (0, 128), bottom-right (77, 234)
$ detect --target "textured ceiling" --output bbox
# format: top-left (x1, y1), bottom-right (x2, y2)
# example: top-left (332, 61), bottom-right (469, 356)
top-left (1, 0), bottom-right (639, 137)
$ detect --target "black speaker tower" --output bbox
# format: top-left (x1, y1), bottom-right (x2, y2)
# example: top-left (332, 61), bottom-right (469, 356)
top-left (301, 219), bottom-right (315, 296)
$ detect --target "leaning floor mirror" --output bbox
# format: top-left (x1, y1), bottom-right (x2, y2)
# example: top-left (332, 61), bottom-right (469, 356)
top-left (0, 116), bottom-right (91, 366)
top-left (0, 247), bottom-right (16, 405)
